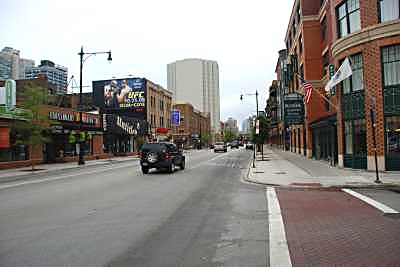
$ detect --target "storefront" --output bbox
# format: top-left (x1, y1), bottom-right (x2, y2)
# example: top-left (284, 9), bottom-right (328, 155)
top-left (310, 115), bottom-right (338, 165)
top-left (46, 109), bottom-right (104, 163)
top-left (103, 114), bottom-right (148, 155)
top-left (385, 116), bottom-right (400, 171)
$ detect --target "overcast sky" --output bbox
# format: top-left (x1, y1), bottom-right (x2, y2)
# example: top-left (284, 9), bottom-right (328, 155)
top-left (1, 0), bottom-right (293, 127)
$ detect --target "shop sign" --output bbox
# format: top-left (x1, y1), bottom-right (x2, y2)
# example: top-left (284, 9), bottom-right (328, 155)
top-left (48, 111), bottom-right (98, 125)
top-left (104, 114), bottom-right (147, 136)
top-left (284, 94), bottom-right (304, 125)
top-left (0, 128), bottom-right (10, 148)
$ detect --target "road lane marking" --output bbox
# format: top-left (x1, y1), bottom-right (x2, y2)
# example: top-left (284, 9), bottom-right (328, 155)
top-left (342, 188), bottom-right (399, 214)
top-left (0, 163), bottom-right (138, 190)
top-left (266, 187), bottom-right (292, 267)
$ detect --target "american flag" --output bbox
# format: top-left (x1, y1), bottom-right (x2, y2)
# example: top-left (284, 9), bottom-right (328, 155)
top-left (299, 77), bottom-right (313, 104)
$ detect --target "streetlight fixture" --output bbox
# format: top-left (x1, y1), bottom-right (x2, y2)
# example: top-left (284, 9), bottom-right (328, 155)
top-left (240, 90), bottom-right (259, 168)
top-left (78, 46), bottom-right (112, 165)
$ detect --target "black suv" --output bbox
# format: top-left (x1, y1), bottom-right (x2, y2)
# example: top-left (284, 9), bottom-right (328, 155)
top-left (139, 142), bottom-right (185, 174)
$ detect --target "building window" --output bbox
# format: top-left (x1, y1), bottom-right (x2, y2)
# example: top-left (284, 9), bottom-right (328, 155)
top-left (321, 16), bottom-right (327, 41)
top-left (299, 35), bottom-right (303, 55)
top-left (343, 53), bottom-right (363, 94)
top-left (322, 51), bottom-right (329, 77)
top-left (386, 116), bottom-right (400, 156)
top-left (379, 0), bottom-right (400, 22)
top-left (354, 119), bottom-right (367, 155)
top-left (344, 120), bottom-right (353, 154)
top-left (337, 0), bottom-right (361, 38)
top-left (382, 44), bottom-right (400, 87)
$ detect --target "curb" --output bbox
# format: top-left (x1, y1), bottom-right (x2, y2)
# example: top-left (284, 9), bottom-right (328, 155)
top-left (0, 158), bottom-right (139, 184)
top-left (244, 165), bottom-right (400, 190)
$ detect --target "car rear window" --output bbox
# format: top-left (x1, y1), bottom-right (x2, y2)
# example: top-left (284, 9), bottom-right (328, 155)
top-left (140, 143), bottom-right (166, 151)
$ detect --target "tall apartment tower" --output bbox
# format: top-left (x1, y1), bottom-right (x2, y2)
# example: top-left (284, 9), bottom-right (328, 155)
top-left (0, 47), bottom-right (34, 80)
top-left (167, 58), bottom-right (220, 134)
top-left (25, 60), bottom-right (68, 94)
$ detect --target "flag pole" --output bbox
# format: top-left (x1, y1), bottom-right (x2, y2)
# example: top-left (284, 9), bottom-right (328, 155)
top-left (295, 73), bottom-right (338, 110)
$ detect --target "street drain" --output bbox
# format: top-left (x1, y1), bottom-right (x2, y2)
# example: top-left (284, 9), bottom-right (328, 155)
top-left (274, 172), bottom-right (286, 174)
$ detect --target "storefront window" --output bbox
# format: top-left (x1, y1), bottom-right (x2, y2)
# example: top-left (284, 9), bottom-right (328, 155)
top-left (353, 119), bottom-right (367, 155)
top-left (382, 44), bottom-right (400, 87)
top-left (386, 116), bottom-right (400, 156)
top-left (344, 120), bottom-right (353, 154)
top-left (343, 53), bottom-right (363, 94)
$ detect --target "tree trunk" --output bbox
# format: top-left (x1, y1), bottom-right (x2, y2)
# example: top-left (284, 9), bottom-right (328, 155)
top-left (30, 144), bottom-right (35, 171)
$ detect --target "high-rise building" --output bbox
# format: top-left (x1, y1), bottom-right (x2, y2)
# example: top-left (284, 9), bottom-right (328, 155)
top-left (0, 47), bottom-right (34, 80)
top-left (224, 117), bottom-right (239, 135)
top-left (167, 58), bottom-right (220, 134)
top-left (25, 60), bottom-right (68, 94)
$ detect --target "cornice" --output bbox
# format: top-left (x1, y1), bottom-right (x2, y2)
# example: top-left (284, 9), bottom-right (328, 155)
top-left (332, 20), bottom-right (400, 58)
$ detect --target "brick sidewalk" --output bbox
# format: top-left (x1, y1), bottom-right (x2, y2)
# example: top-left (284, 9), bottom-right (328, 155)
top-left (276, 188), bottom-right (400, 267)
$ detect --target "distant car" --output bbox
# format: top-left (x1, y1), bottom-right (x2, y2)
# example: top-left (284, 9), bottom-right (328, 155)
top-left (230, 140), bottom-right (239, 149)
top-left (214, 142), bottom-right (227, 153)
top-left (140, 142), bottom-right (185, 174)
top-left (245, 143), bottom-right (254, 150)
top-left (209, 144), bottom-right (215, 149)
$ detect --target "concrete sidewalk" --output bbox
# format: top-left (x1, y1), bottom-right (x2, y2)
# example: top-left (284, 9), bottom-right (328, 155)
top-left (0, 156), bottom-right (139, 182)
top-left (247, 145), bottom-right (400, 188)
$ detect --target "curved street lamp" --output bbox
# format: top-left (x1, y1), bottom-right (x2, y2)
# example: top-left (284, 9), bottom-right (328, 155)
top-left (78, 46), bottom-right (112, 165)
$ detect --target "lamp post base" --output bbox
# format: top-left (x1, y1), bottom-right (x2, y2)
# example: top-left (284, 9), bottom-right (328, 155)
top-left (78, 157), bottom-right (85, 165)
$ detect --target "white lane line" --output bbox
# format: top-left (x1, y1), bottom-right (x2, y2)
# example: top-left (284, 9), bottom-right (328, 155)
top-left (342, 188), bottom-right (399, 214)
top-left (266, 187), bottom-right (292, 267)
top-left (0, 163), bottom-right (137, 190)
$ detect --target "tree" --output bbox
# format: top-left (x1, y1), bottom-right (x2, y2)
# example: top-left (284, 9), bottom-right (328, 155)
top-left (13, 83), bottom-right (53, 171)
top-left (251, 115), bottom-right (269, 146)
top-left (224, 130), bottom-right (237, 143)
top-left (201, 132), bottom-right (210, 146)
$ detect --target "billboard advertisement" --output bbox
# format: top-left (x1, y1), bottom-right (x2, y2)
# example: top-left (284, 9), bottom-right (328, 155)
top-left (172, 110), bottom-right (180, 126)
top-left (93, 78), bottom-right (146, 113)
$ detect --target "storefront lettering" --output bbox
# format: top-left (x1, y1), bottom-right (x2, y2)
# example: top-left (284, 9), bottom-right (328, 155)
top-left (116, 116), bottom-right (137, 135)
top-left (48, 111), bottom-right (98, 125)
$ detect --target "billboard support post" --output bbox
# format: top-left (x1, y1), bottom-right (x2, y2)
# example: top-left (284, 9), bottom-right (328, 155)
top-left (78, 46), bottom-right (112, 165)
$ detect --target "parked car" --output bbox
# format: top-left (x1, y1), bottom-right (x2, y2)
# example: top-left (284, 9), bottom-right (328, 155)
top-left (214, 142), bottom-right (227, 153)
top-left (209, 144), bottom-right (215, 149)
top-left (230, 140), bottom-right (239, 149)
top-left (140, 142), bottom-right (185, 174)
top-left (245, 142), bottom-right (254, 150)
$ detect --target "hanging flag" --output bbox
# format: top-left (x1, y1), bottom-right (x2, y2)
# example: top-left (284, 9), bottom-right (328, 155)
top-left (325, 57), bottom-right (352, 92)
top-left (299, 76), bottom-right (313, 104)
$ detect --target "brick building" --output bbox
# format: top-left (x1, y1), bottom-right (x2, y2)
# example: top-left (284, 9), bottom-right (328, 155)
top-left (269, 0), bottom-right (400, 171)
top-left (171, 102), bottom-right (211, 149)
top-left (0, 79), bottom-right (105, 169)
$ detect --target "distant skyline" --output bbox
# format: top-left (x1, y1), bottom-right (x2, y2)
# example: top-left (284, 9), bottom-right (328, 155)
top-left (1, 0), bottom-right (293, 123)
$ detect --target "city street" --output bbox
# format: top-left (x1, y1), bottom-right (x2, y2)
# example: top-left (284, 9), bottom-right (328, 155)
top-left (0, 147), bottom-right (399, 266)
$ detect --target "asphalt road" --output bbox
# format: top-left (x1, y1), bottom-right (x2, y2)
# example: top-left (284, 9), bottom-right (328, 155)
top-left (0, 148), bottom-right (269, 267)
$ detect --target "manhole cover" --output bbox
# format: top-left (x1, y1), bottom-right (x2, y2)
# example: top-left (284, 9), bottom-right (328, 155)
top-left (274, 172), bottom-right (286, 174)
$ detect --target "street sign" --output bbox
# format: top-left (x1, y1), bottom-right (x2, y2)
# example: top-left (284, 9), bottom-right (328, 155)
top-left (256, 119), bottom-right (259, 135)
top-left (329, 64), bottom-right (336, 96)
top-left (284, 93), bottom-right (304, 125)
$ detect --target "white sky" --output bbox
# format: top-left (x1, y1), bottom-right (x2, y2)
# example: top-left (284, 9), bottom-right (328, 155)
top-left (1, 0), bottom-right (293, 127)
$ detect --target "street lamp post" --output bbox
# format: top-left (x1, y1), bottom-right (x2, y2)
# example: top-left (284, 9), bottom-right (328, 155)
top-left (78, 46), bottom-right (112, 165)
top-left (240, 90), bottom-right (259, 168)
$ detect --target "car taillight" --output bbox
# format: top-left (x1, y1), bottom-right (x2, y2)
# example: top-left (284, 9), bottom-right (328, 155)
top-left (165, 153), bottom-right (172, 160)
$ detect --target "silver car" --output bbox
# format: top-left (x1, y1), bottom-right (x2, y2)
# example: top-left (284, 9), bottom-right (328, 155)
top-left (214, 142), bottom-right (227, 153)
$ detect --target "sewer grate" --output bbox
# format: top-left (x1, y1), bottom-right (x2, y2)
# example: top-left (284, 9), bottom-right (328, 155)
top-left (274, 172), bottom-right (286, 175)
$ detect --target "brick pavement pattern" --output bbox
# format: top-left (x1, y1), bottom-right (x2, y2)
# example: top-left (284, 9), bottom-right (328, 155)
top-left (276, 188), bottom-right (400, 267)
